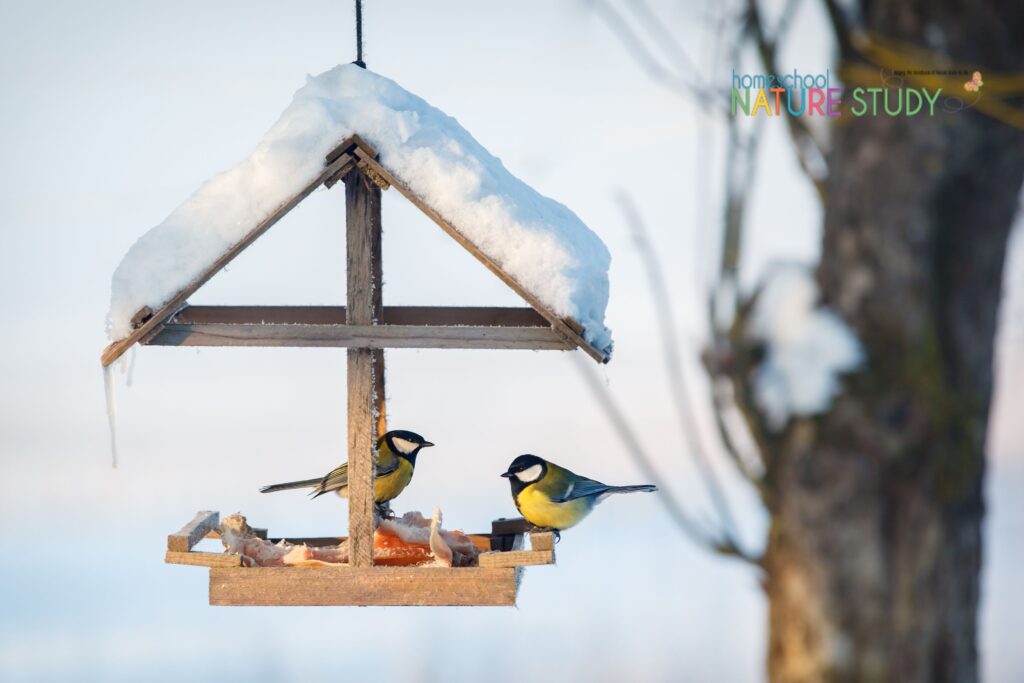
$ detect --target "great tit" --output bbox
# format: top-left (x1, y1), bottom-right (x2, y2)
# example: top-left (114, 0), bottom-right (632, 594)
top-left (260, 430), bottom-right (434, 506)
top-left (501, 454), bottom-right (657, 535)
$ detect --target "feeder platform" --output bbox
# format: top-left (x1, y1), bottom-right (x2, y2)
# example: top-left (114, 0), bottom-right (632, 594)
top-left (166, 511), bottom-right (555, 606)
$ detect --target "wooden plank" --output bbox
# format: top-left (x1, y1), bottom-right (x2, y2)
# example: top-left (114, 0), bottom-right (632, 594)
top-left (165, 550), bottom-right (243, 568)
top-left (351, 148), bottom-right (610, 364)
top-left (478, 549), bottom-right (555, 568)
top-left (209, 566), bottom-right (519, 606)
top-left (345, 165), bottom-right (383, 568)
top-left (491, 517), bottom-right (534, 535)
top-left (530, 532), bottom-right (555, 552)
top-left (369, 191), bottom-right (387, 439)
top-left (167, 511), bottom-right (219, 552)
top-left (101, 150), bottom-right (357, 367)
top-left (203, 528), bottom-right (266, 540)
top-left (266, 536), bottom-right (347, 547)
top-left (145, 322), bottom-right (574, 350)
top-left (168, 305), bottom-right (550, 328)
top-left (489, 518), bottom-right (529, 552)
top-left (324, 159), bottom-right (356, 189)
top-left (130, 306), bottom-right (153, 327)
top-left (326, 133), bottom-right (378, 166)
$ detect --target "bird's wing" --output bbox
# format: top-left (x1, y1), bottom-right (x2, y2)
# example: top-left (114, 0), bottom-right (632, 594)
top-left (374, 456), bottom-right (400, 478)
top-left (317, 463), bottom-right (349, 493)
top-left (549, 476), bottom-right (613, 503)
top-left (315, 456), bottom-right (400, 494)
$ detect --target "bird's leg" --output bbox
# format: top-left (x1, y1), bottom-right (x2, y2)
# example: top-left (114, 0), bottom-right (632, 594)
top-left (375, 501), bottom-right (395, 519)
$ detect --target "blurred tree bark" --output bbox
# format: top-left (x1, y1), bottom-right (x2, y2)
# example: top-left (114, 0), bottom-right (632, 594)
top-left (763, 2), bottom-right (1024, 682)
top-left (592, 1), bottom-right (1023, 680)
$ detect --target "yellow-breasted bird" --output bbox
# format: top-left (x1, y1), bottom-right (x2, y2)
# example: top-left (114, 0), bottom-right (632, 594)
top-left (501, 454), bottom-right (657, 536)
top-left (260, 430), bottom-right (434, 506)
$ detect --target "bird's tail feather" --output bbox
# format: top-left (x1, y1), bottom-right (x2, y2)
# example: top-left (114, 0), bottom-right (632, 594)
top-left (259, 477), bottom-right (322, 494)
top-left (606, 484), bottom-right (658, 495)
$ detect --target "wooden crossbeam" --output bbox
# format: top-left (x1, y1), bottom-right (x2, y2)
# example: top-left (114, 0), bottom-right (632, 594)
top-left (165, 550), bottom-right (244, 568)
top-left (167, 511), bottom-right (220, 552)
top-left (167, 305), bottom-right (550, 327)
top-left (144, 322), bottom-right (575, 351)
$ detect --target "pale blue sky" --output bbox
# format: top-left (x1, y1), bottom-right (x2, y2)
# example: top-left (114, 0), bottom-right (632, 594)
top-left (0, 2), bottom-right (1020, 681)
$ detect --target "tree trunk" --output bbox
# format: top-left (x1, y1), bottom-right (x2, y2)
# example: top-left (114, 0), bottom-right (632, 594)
top-left (763, 2), bottom-right (1024, 681)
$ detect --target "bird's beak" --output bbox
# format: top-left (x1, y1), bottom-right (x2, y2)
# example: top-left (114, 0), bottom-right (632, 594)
top-left (500, 471), bottom-right (513, 478)
top-left (421, 441), bottom-right (435, 448)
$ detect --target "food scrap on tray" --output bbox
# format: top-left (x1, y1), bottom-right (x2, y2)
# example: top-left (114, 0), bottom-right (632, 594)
top-left (217, 508), bottom-right (481, 568)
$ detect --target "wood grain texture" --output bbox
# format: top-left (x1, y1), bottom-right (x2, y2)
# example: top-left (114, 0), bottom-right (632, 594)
top-left (324, 160), bottom-right (356, 189)
top-left (167, 305), bottom-right (550, 327)
top-left (165, 550), bottom-right (243, 568)
top-left (477, 549), bottom-right (554, 569)
top-left (345, 165), bottom-right (383, 568)
top-left (205, 527), bottom-right (267, 541)
top-left (208, 566), bottom-right (519, 606)
top-left (167, 511), bottom-right (219, 552)
top-left (100, 151), bottom-right (356, 367)
top-left (529, 532), bottom-right (555, 552)
top-left (145, 322), bottom-right (574, 350)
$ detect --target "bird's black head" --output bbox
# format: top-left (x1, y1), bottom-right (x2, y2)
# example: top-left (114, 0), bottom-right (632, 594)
top-left (381, 430), bottom-right (434, 465)
top-left (501, 454), bottom-right (547, 494)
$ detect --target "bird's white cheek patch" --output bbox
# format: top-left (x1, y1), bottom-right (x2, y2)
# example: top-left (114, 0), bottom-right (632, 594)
top-left (515, 464), bottom-right (543, 483)
top-left (391, 437), bottom-right (419, 454)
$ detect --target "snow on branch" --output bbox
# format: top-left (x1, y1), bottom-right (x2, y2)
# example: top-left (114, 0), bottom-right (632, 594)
top-left (748, 264), bottom-right (863, 431)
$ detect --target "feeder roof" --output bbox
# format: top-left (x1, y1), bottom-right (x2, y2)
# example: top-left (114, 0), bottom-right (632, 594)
top-left (105, 64), bottom-right (612, 360)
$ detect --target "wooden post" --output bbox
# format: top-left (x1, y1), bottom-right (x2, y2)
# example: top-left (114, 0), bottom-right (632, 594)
top-left (345, 167), bottom-right (385, 567)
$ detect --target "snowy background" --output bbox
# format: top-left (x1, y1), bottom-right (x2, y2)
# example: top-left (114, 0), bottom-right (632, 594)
top-left (1, 2), bottom-right (1021, 682)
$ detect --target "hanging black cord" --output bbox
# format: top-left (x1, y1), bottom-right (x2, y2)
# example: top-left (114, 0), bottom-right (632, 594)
top-left (353, 0), bottom-right (366, 68)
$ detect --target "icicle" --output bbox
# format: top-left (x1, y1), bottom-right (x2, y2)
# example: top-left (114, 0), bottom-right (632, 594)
top-left (103, 364), bottom-right (119, 468)
top-left (126, 346), bottom-right (138, 388)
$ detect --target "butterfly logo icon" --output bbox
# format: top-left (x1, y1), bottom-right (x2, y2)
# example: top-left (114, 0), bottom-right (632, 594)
top-left (964, 71), bottom-right (984, 93)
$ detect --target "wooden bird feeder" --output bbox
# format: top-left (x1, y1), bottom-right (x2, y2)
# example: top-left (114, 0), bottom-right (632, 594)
top-left (102, 135), bottom-right (608, 606)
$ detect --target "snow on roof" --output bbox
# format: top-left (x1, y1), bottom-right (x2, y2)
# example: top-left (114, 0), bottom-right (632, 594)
top-left (748, 264), bottom-right (862, 430)
top-left (107, 64), bottom-right (612, 352)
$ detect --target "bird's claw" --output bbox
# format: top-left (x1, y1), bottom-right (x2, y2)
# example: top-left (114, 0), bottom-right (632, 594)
top-left (530, 525), bottom-right (561, 544)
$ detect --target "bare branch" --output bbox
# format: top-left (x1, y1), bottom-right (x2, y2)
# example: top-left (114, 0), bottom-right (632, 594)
top-left (745, 0), bottom-right (829, 200)
top-left (616, 193), bottom-right (752, 540)
top-left (709, 376), bottom-right (766, 485)
top-left (822, 0), bottom-right (855, 59)
top-left (625, 0), bottom-right (702, 77)
top-left (573, 355), bottom-right (761, 565)
top-left (705, 37), bottom-right (773, 479)
top-left (590, 0), bottom-right (729, 114)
